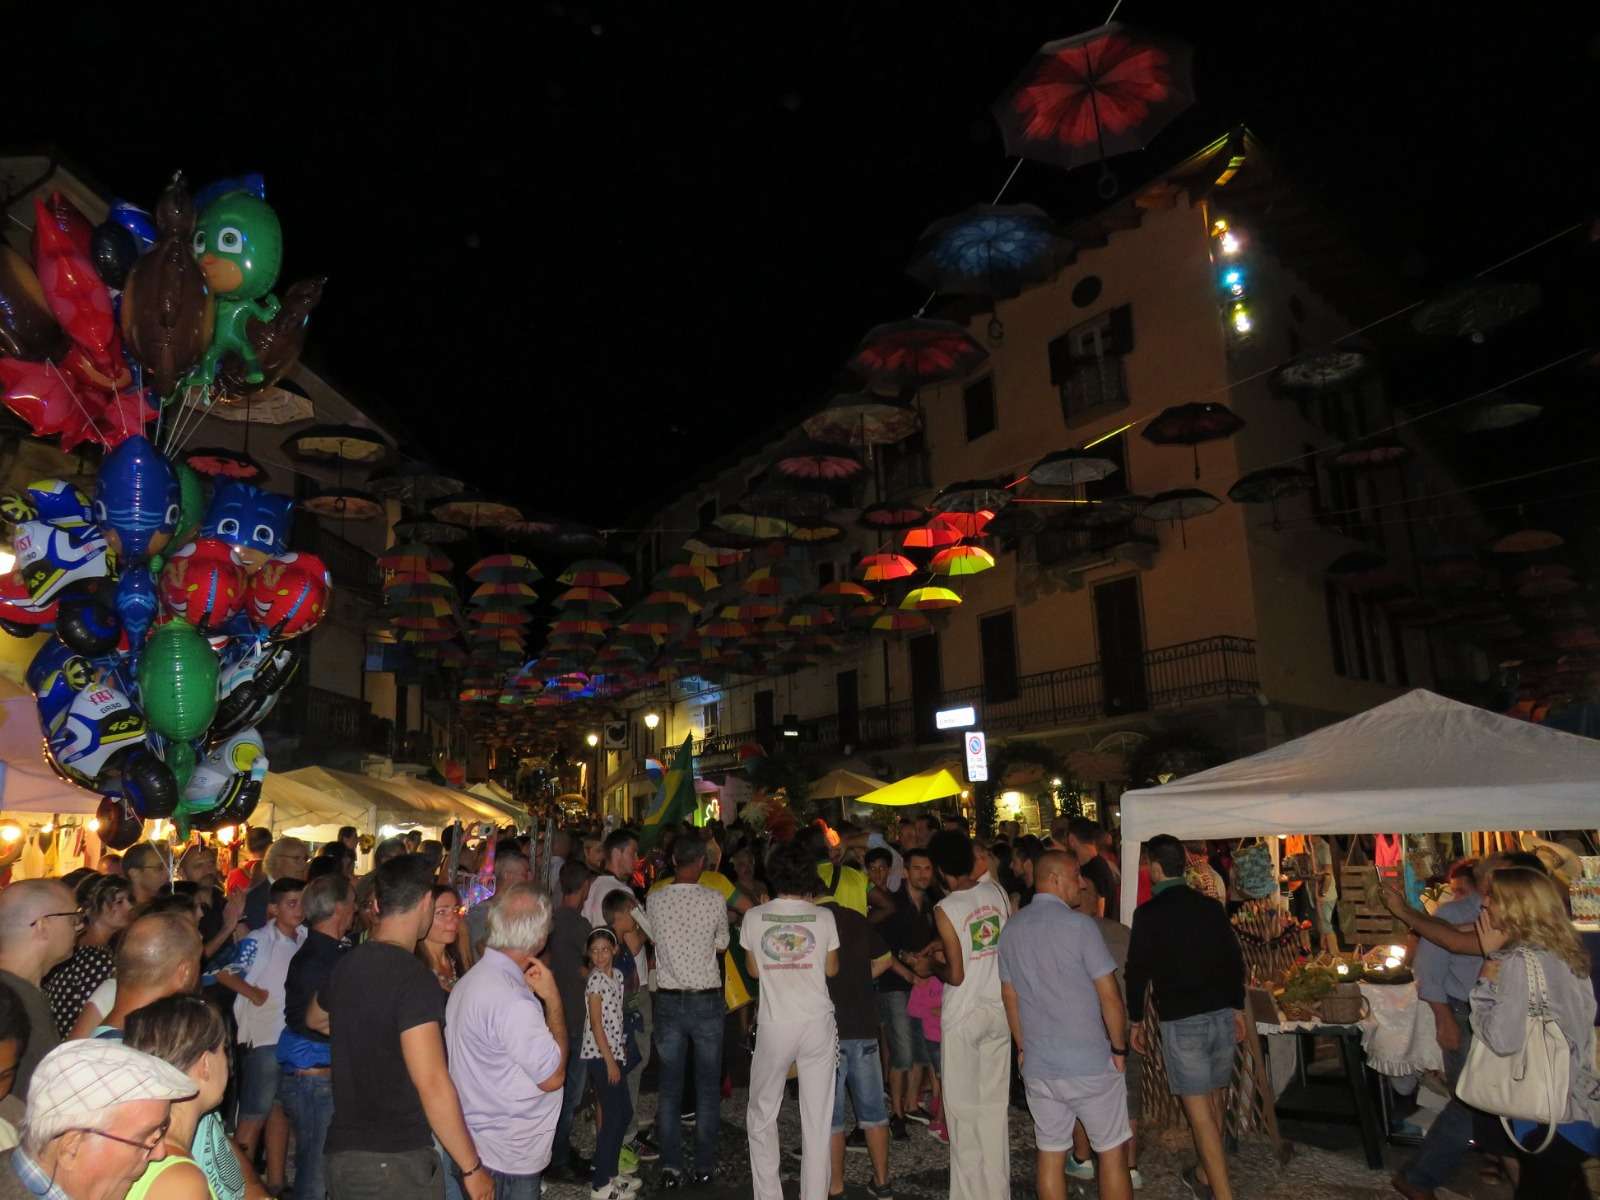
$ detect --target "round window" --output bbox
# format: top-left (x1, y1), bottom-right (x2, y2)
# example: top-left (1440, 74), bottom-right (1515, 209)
top-left (1071, 276), bottom-right (1103, 308)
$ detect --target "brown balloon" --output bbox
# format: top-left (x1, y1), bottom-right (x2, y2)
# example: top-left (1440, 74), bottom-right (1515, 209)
top-left (0, 244), bottom-right (70, 361)
top-left (120, 176), bottom-right (215, 398)
top-left (216, 275), bottom-right (325, 395)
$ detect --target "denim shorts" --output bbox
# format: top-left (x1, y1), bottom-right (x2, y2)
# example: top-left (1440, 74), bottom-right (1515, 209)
top-left (909, 1017), bottom-right (939, 1071)
top-left (1159, 1009), bottom-right (1237, 1096)
top-left (876, 991), bottom-right (914, 1071)
top-left (237, 1043), bottom-right (282, 1120)
top-left (832, 1038), bottom-right (889, 1134)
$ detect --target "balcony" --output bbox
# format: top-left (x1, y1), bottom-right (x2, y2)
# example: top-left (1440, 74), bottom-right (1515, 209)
top-left (693, 637), bottom-right (1257, 760)
top-left (311, 526), bottom-right (380, 596)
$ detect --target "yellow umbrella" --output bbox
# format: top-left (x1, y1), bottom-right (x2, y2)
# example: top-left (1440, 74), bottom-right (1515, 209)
top-left (855, 765), bottom-right (965, 807)
top-left (807, 768), bottom-right (887, 799)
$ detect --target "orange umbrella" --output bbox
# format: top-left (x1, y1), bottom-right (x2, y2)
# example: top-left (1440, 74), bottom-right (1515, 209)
top-left (859, 553), bottom-right (916, 582)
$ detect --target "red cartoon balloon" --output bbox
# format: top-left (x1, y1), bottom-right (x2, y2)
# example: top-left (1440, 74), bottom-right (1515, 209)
top-left (35, 193), bottom-right (94, 259)
top-left (0, 358), bottom-right (77, 439)
top-left (161, 538), bottom-right (246, 632)
top-left (32, 195), bottom-right (116, 370)
top-left (246, 552), bottom-right (330, 640)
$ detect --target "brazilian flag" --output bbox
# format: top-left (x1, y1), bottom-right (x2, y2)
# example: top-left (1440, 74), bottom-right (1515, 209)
top-left (641, 734), bottom-right (695, 849)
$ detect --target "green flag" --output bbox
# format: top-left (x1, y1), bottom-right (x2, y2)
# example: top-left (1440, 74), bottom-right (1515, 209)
top-left (641, 734), bottom-right (696, 848)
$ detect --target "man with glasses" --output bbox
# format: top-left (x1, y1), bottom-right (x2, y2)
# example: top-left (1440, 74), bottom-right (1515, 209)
top-left (0, 881), bottom-right (77, 1093)
top-left (0, 1038), bottom-right (195, 1200)
top-left (243, 839), bottom-right (310, 933)
top-left (121, 845), bottom-right (169, 908)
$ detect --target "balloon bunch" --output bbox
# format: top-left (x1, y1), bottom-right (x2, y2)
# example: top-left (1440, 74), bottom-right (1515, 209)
top-left (0, 437), bottom-right (330, 846)
top-left (0, 173), bottom-right (323, 453)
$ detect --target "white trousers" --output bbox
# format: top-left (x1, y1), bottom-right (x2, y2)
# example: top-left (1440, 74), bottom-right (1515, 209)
top-left (747, 1015), bottom-right (838, 1200)
top-left (941, 1002), bottom-right (1012, 1200)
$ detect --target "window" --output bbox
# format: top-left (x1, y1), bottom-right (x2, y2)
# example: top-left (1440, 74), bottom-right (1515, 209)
top-left (1326, 581), bottom-right (1401, 684)
top-left (979, 610), bottom-right (1020, 704)
top-left (699, 701), bottom-right (720, 735)
top-left (1049, 305), bottom-right (1133, 425)
top-left (817, 561), bottom-right (836, 587)
top-left (1083, 433), bottom-right (1129, 503)
top-left (963, 375), bottom-right (997, 441)
top-left (880, 428), bottom-right (930, 494)
top-left (697, 496), bottom-right (717, 528)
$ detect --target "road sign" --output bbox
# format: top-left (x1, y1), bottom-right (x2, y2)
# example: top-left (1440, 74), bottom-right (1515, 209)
top-left (964, 730), bottom-right (988, 782)
top-left (935, 704), bottom-right (977, 730)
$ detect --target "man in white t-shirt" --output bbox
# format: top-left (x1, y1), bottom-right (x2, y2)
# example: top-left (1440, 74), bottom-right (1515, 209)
top-left (930, 830), bottom-right (1012, 1200)
top-left (581, 829), bottom-right (639, 927)
top-left (743, 841), bottom-right (839, 1200)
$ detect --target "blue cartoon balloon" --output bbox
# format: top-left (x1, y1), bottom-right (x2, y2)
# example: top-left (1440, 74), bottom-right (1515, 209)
top-left (94, 436), bottom-right (179, 563)
top-left (200, 481), bottom-right (293, 574)
top-left (107, 199), bottom-right (158, 252)
top-left (12, 519), bottom-right (109, 608)
top-left (114, 565), bottom-right (160, 659)
top-left (0, 479), bottom-right (95, 530)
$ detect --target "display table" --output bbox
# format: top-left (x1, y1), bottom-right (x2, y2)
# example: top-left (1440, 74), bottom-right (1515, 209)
top-left (1253, 1012), bottom-right (1386, 1167)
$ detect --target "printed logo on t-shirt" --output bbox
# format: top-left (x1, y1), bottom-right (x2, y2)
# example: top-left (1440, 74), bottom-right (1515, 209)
top-left (966, 906), bottom-right (1002, 957)
top-left (760, 912), bottom-right (817, 969)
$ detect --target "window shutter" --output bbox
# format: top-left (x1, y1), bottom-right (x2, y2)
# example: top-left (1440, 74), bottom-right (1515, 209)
top-left (1047, 333), bottom-right (1075, 384)
top-left (1108, 304), bottom-right (1135, 354)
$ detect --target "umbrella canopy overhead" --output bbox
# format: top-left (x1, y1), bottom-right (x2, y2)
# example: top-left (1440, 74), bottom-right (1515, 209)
top-left (282, 423), bottom-right (391, 466)
top-left (432, 494), bottom-right (523, 528)
top-left (931, 545), bottom-right (996, 576)
top-left (807, 767), bottom-right (888, 799)
top-left (302, 487), bottom-right (384, 521)
top-left (1274, 349), bottom-right (1371, 390)
top-left (366, 461), bottom-right (464, 505)
top-left (184, 446), bottom-right (268, 483)
top-left (772, 440), bottom-right (865, 483)
top-left (1028, 448), bottom-right (1120, 487)
top-left (1412, 283), bottom-right (1541, 342)
top-left (847, 319), bottom-right (989, 390)
top-left (859, 501), bottom-right (929, 531)
top-left (802, 393), bottom-right (922, 448)
top-left (1140, 402), bottom-right (1244, 479)
top-left (856, 765), bottom-right (965, 807)
top-left (907, 203), bottom-right (1074, 300)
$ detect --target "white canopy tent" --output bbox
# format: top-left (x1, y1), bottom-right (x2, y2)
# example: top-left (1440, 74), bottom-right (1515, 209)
top-left (1118, 689), bottom-right (1600, 922)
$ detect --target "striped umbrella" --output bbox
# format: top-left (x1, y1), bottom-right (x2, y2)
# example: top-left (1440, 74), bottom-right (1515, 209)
top-left (642, 589), bottom-right (702, 613)
top-left (931, 545), bottom-right (996, 577)
top-left (555, 586), bottom-right (622, 610)
top-left (468, 554), bottom-right (542, 584)
top-left (869, 609), bottom-right (932, 634)
top-left (859, 553), bottom-right (916, 582)
top-left (379, 543), bottom-right (452, 574)
top-left (385, 571), bottom-right (457, 598)
top-left (470, 610), bottom-right (533, 627)
top-left (470, 582), bottom-right (539, 608)
top-left (787, 605), bottom-right (837, 630)
top-left (558, 560), bottom-right (631, 588)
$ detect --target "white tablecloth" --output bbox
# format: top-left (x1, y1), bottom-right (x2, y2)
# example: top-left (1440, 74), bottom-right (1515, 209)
top-left (1358, 980), bottom-right (1441, 1077)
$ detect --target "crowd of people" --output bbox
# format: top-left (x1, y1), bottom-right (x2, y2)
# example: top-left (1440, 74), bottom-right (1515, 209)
top-left (0, 808), bottom-right (1588, 1200)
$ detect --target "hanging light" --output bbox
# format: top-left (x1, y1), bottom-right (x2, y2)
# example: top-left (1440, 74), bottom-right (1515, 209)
top-left (1230, 302), bottom-right (1253, 335)
top-left (643, 712), bottom-right (661, 730)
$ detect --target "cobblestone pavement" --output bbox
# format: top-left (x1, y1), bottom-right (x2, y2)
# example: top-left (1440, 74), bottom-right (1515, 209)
top-left (545, 1086), bottom-right (1407, 1199)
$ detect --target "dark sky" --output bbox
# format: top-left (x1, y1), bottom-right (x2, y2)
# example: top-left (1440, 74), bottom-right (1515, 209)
top-left (8, 2), bottom-right (1598, 527)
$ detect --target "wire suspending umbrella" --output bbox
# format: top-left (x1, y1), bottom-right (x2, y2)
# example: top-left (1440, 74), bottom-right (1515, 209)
top-left (907, 204), bottom-right (1074, 300)
top-left (1143, 488), bottom-right (1220, 548)
top-left (992, 23), bottom-right (1195, 198)
top-left (1140, 402), bottom-right (1244, 480)
top-left (847, 319), bottom-right (989, 391)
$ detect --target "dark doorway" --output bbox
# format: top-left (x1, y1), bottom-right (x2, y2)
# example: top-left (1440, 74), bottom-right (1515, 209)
top-left (754, 689), bottom-right (775, 753)
top-left (979, 610), bottom-right (1020, 704)
top-left (908, 634), bottom-right (942, 743)
top-left (836, 670), bottom-right (860, 748)
top-left (1094, 577), bottom-right (1147, 715)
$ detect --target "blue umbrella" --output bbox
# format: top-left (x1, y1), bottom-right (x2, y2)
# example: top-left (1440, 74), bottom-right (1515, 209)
top-left (907, 203), bottom-right (1074, 300)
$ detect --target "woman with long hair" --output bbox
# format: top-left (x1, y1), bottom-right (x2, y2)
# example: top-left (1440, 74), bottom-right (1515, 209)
top-left (43, 873), bottom-right (132, 1036)
top-left (418, 885), bottom-right (467, 992)
top-left (124, 993), bottom-right (262, 1200)
top-left (1471, 867), bottom-right (1599, 1197)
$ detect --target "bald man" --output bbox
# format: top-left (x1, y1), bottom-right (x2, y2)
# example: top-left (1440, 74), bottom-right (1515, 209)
top-left (998, 851), bottom-right (1133, 1200)
top-left (87, 912), bottom-right (203, 1039)
top-left (0, 879), bottom-right (76, 1090)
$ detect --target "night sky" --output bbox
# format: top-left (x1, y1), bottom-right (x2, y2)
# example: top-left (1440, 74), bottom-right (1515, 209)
top-left (8, 3), bottom-right (1597, 529)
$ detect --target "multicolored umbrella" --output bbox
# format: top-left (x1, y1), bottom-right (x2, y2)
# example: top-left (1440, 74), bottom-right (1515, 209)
top-left (380, 543), bottom-right (452, 574)
top-left (657, 561), bottom-right (719, 591)
top-left (395, 518), bottom-right (469, 544)
top-left (470, 582), bottom-right (539, 609)
top-left (557, 560), bottom-right (629, 588)
top-left (847, 319), bottom-right (988, 390)
top-left (468, 554), bottom-right (542, 584)
top-left (366, 461), bottom-right (464, 505)
top-left (815, 581), bottom-right (875, 606)
top-left (867, 609), bottom-right (932, 635)
top-left (786, 605), bottom-right (837, 630)
top-left (902, 517), bottom-right (964, 550)
top-left (931, 479), bottom-right (1010, 515)
top-left (773, 440), bottom-right (866, 482)
top-left (432, 493), bottom-right (524, 528)
top-left (931, 545), bottom-right (996, 576)
top-left (184, 447), bottom-right (268, 483)
top-left (858, 553), bottom-right (916, 582)
top-left (702, 617), bottom-right (752, 639)
top-left (713, 510), bottom-right (793, 540)
top-left (384, 571), bottom-right (457, 599)
top-left (1027, 448), bottom-right (1121, 487)
top-left (727, 600), bottom-right (784, 622)
top-left (391, 612), bottom-right (457, 631)
top-left (471, 609), bottom-right (532, 627)
top-left (908, 203), bottom-right (1074, 300)
top-left (901, 586), bottom-right (962, 612)
top-left (801, 393), bottom-right (921, 448)
top-left (641, 589), bottom-right (701, 612)
top-left (555, 586), bottom-right (622, 610)
top-left (1140, 402), bottom-right (1244, 480)
top-left (549, 618), bottom-right (610, 638)
top-left (787, 520), bottom-right (847, 545)
top-left (743, 564), bottom-right (809, 598)
top-left (384, 596), bottom-right (455, 619)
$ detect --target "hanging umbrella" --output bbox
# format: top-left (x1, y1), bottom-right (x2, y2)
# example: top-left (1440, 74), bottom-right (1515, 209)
top-left (384, 595), bottom-right (455, 618)
top-left (503, 516), bottom-right (605, 554)
top-left (395, 518), bottom-right (469, 544)
top-left (701, 617), bottom-right (751, 639)
top-left (858, 553), bottom-right (916, 582)
top-left (469, 554), bottom-right (542, 584)
top-left (380, 543), bottom-right (451, 574)
top-left (907, 203), bottom-right (1075, 300)
top-left (787, 520), bottom-right (847, 545)
top-left (385, 570), bottom-right (457, 599)
top-left (786, 605), bottom-right (836, 630)
top-left (548, 617), bottom-right (610, 637)
top-left (901, 586), bottom-right (962, 612)
top-left (208, 380), bottom-right (316, 425)
top-left (902, 517), bottom-right (964, 550)
top-left (658, 561), bottom-right (719, 590)
top-left (1227, 465), bottom-right (1313, 529)
top-left (1333, 438), bottom-right (1412, 470)
top-left (1490, 529), bottom-right (1564, 554)
top-left (1412, 283), bottom-right (1541, 342)
top-left (1140, 402), bottom-right (1244, 480)
top-left (397, 626), bottom-right (457, 643)
top-left (868, 609), bottom-right (932, 635)
top-left (558, 560), bottom-right (630, 588)
top-left (391, 613), bottom-right (456, 632)
top-left (366, 461), bottom-right (464, 505)
top-left (742, 473), bottom-right (834, 520)
top-left (1462, 399), bottom-right (1542, 433)
top-left (1027, 448), bottom-right (1120, 487)
top-left (936, 509), bottom-right (997, 538)
top-left (712, 509), bottom-right (792, 540)
top-left (773, 440), bottom-right (866, 483)
top-left (302, 486), bottom-right (384, 520)
top-left (184, 447), bottom-right (268, 483)
top-left (641, 589), bottom-right (701, 613)
top-left (555, 586), bottom-right (622, 610)
top-left (931, 479), bottom-right (1010, 516)
top-left (471, 582), bottom-right (539, 608)
top-left (992, 23), bottom-right (1195, 196)
top-left (472, 611), bottom-right (533, 630)
top-left (727, 600), bottom-right (783, 622)
top-left (743, 565), bottom-right (808, 598)
top-left (282, 423), bottom-right (390, 465)
top-left (1274, 350), bottom-right (1371, 391)
top-left (859, 501), bottom-right (929, 531)
top-left (1326, 549), bottom-right (1396, 590)
top-left (801, 393), bottom-right (921, 448)
top-left (1143, 487), bottom-right (1220, 548)
top-left (432, 493), bottom-right (523, 528)
top-left (620, 606), bottom-right (685, 637)
top-left (847, 319), bottom-right (988, 390)
top-left (931, 545), bottom-right (996, 576)
top-left (982, 505), bottom-right (1047, 538)
top-left (855, 765), bottom-right (964, 807)
top-left (685, 537), bottom-right (750, 562)
top-left (815, 581), bottom-right (875, 606)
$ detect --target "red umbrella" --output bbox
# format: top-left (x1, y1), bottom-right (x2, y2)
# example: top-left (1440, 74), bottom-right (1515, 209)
top-left (847, 319), bottom-right (989, 390)
top-left (184, 447), bottom-right (268, 483)
top-left (773, 440), bottom-right (865, 482)
top-left (902, 517), bottom-right (964, 550)
top-left (859, 501), bottom-right (929, 531)
top-left (1140, 402), bottom-right (1244, 480)
top-left (992, 24), bottom-right (1195, 196)
top-left (859, 553), bottom-right (916, 582)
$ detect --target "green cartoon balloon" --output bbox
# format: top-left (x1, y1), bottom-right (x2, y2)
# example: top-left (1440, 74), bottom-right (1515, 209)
top-left (183, 191), bottom-right (284, 393)
top-left (138, 618), bottom-right (219, 755)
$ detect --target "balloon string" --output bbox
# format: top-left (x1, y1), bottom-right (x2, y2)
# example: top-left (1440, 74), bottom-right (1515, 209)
top-left (44, 360), bottom-right (108, 447)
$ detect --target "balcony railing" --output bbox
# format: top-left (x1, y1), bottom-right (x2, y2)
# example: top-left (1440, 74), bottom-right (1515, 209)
top-left (312, 526), bottom-right (380, 595)
top-left (691, 636), bottom-right (1256, 758)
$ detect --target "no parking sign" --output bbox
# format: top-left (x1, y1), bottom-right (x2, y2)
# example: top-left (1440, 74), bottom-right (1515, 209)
top-left (964, 730), bottom-right (988, 782)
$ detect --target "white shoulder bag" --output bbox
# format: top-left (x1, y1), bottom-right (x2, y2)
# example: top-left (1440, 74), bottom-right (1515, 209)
top-left (1455, 947), bottom-right (1571, 1153)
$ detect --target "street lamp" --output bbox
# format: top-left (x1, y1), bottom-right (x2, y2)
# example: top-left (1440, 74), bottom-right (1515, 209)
top-left (643, 712), bottom-right (660, 730)
top-left (585, 732), bottom-right (601, 814)
top-left (585, 732), bottom-right (600, 747)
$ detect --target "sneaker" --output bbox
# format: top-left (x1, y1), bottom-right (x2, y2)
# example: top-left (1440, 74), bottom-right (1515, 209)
top-left (589, 1186), bottom-right (625, 1200)
top-left (1065, 1155), bottom-right (1096, 1181)
top-left (1130, 1168), bottom-right (1144, 1191)
top-left (617, 1147), bottom-right (639, 1175)
top-left (889, 1115), bottom-right (909, 1141)
top-left (616, 1179), bottom-right (643, 1197)
top-left (1180, 1165), bottom-right (1215, 1200)
top-left (680, 1110), bottom-right (696, 1124)
top-left (867, 1182), bottom-right (895, 1199)
top-left (687, 1170), bottom-right (715, 1186)
top-left (658, 1169), bottom-right (685, 1191)
top-left (927, 1123), bottom-right (949, 1146)
top-left (625, 1135), bottom-right (661, 1162)
top-left (903, 1106), bottom-right (933, 1126)
top-left (845, 1129), bottom-right (869, 1154)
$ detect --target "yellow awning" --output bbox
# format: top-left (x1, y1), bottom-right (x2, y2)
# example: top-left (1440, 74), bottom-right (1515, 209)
top-left (855, 766), bottom-right (965, 807)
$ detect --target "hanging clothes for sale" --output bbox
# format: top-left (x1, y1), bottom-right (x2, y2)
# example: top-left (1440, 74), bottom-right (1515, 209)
top-left (1374, 833), bottom-right (1404, 877)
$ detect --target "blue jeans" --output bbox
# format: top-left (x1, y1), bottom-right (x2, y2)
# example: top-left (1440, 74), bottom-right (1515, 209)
top-left (278, 1070), bottom-right (334, 1200)
top-left (1404, 1003), bottom-right (1476, 1190)
top-left (832, 1038), bottom-right (889, 1134)
top-left (654, 990), bottom-right (725, 1175)
top-left (548, 1033), bottom-right (589, 1170)
top-left (587, 1061), bottom-right (634, 1189)
top-left (450, 1164), bottom-right (541, 1200)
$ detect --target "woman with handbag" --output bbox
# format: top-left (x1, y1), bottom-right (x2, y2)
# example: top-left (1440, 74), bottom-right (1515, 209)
top-left (1465, 867), bottom-right (1599, 1197)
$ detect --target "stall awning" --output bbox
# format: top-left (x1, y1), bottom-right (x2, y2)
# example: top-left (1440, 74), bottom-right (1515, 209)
top-left (398, 776), bottom-right (517, 825)
top-left (1118, 688), bottom-right (1600, 920)
top-left (258, 771), bottom-right (374, 833)
top-left (0, 691), bottom-right (103, 815)
top-left (278, 767), bottom-right (484, 829)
